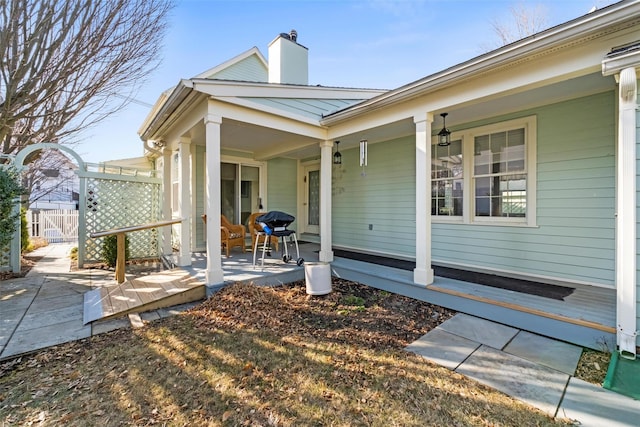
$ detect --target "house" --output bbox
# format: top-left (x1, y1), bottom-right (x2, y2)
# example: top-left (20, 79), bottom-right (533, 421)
top-left (26, 149), bottom-right (80, 211)
top-left (138, 1), bottom-right (640, 356)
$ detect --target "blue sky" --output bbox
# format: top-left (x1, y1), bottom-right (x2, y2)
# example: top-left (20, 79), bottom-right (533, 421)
top-left (75, 0), bottom-right (615, 163)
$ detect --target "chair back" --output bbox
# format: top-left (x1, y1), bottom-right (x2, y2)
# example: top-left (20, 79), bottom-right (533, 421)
top-left (221, 215), bottom-right (233, 228)
top-left (247, 212), bottom-right (265, 234)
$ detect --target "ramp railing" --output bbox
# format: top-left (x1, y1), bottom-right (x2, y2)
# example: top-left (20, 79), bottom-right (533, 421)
top-left (90, 218), bottom-right (183, 283)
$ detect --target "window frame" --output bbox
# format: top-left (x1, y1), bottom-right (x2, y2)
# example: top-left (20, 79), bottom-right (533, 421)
top-left (431, 115), bottom-right (537, 227)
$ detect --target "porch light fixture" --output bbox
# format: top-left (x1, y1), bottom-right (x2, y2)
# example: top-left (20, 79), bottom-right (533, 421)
top-left (438, 113), bottom-right (451, 147)
top-left (333, 141), bottom-right (342, 165)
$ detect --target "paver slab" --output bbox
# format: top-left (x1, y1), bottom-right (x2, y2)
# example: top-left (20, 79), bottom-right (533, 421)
top-left (406, 327), bottom-right (480, 370)
top-left (438, 313), bottom-right (518, 349)
top-left (2, 319), bottom-right (91, 358)
top-left (456, 345), bottom-right (569, 415)
top-left (504, 330), bottom-right (582, 375)
top-left (558, 377), bottom-right (640, 427)
top-left (18, 305), bottom-right (84, 331)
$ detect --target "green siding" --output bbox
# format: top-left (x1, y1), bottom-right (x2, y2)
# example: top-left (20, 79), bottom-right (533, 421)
top-left (332, 137), bottom-right (416, 257)
top-left (194, 145), bottom-right (206, 249)
top-left (208, 55), bottom-right (267, 82)
top-left (432, 91), bottom-right (616, 286)
top-left (266, 158), bottom-right (298, 228)
top-left (330, 92), bottom-right (616, 286)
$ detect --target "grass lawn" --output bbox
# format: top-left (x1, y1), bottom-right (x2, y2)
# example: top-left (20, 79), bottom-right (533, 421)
top-left (0, 280), bottom-right (572, 426)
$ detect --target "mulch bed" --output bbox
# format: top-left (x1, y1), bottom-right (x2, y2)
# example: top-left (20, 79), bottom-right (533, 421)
top-left (189, 279), bottom-right (456, 350)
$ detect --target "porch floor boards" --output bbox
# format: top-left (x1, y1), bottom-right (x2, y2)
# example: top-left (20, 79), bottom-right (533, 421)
top-left (83, 269), bottom-right (206, 324)
top-left (428, 277), bottom-right (616, 334)
top-left (329, 256), bottom-right (616, 348)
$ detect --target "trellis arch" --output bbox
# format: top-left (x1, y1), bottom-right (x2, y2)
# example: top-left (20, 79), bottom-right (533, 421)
top-left (7, 143), bottom-right (162, 273)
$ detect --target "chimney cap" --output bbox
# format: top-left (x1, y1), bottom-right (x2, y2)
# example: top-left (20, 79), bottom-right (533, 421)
top-left (278, 29), bottom-right (299, 43)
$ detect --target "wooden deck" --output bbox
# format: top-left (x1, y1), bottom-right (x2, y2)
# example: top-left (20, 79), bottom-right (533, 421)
top-left (83, 269), bottom-right (206, 324)
top-left (330, 257), bottom-right (617, 350)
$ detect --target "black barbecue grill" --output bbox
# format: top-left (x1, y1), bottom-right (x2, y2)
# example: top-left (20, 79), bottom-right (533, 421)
top-left (253, 211), bottom-right (304, 269)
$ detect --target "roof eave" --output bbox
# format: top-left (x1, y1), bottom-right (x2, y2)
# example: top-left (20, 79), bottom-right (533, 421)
top-left (139, 79), bottom-right (194, 141)
top-left (321, 0), bottom-right (640, 125)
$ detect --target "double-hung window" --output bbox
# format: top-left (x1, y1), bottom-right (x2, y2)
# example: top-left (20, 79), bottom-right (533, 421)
top-left (431, 139), bottom-right (463, 216)
top-left (431, 116), bottom-right (536, 226)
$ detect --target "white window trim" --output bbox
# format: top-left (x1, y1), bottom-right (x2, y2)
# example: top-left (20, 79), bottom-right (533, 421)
top-left (432, 115), bottom-right (537, 227)
top-left (171, 152), bottom-right (180, 215)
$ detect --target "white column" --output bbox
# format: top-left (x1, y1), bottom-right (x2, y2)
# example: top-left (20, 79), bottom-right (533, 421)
top-left (414, 114), bottom-right (434, 285)
top-left (178, 137), bottom-right (192, 266)
top-left (616, 67), bottom-right (638, 358)
top-left (161, 148), bottom-right (172, 256)
top-left (204, 111), bottom-right (224, 284)
top-left (319, 140), bottom-right (334, 262)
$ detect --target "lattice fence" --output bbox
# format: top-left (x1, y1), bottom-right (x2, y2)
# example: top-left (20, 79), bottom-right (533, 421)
top-left (82, 174), bottom-right (162, 263)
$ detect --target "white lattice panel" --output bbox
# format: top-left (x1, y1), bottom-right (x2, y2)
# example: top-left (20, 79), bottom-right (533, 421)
top-left (84, 177), bottom-right (161, 263)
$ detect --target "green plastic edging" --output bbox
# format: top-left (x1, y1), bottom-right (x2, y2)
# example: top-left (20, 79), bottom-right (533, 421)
top-left (602, 350), bottom-right (618, 389)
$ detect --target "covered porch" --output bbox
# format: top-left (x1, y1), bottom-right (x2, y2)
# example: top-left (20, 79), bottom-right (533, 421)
top-left (179, 242), bottom-right (615, 351)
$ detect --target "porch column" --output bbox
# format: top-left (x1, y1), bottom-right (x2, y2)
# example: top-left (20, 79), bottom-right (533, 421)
top-left (414, 113), bottom-right (434, 285)
top-left (616, 67), bottom-right (638, 358)
top-left (178, 137), bottom-right (192, 266)
top-left (319, 140), bottom-right (334, 262)
top-left (161, 147), bottom-right (172, 256)
top-left (204, 111), bottom-right (224, 285)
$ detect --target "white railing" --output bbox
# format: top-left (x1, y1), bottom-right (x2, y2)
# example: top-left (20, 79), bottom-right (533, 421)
top-left (28, 209), bottom-right (79, 243)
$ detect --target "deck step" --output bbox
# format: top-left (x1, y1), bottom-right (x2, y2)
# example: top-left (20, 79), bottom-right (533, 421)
top-left (83, 269), bottom-right (206, 324)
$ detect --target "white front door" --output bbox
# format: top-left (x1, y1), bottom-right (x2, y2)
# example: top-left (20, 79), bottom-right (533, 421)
top-left (304, 165), bottom-right (320, 234)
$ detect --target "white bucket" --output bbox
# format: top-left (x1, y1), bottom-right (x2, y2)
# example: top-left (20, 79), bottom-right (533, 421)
top-left (304, 262), bottom-right (332, 295)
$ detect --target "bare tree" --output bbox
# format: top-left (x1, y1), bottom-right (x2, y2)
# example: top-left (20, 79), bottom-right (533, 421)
top-left (489, 2), bottom-right (549, 47)
top-left (0, 0), bottom-right (173, 157)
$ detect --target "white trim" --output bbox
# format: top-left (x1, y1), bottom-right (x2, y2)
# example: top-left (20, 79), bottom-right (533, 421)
top-left (194, 47), bottom-right (268, 79)
top-left (615, 66), bottom-right (638, 358)
top-left (178, 137), bottom-right (192, 266)
top-left (204, 110), bottom-right (224, 285)
top-left (414, 113), bottom-right (434, 286)
top-left (430, 116), bottom-right (537, 227)
top-left (322, 1), bottom-right (640, 125)
top-left (319, 140), bottom-right (334, 262)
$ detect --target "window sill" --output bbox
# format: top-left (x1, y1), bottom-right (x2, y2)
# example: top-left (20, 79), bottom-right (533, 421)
top-left (432, 217), bottom-right (538, 228)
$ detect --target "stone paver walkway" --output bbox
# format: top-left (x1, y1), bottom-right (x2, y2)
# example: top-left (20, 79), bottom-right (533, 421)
top-left (407, 313), bottom-right (639, 427)
top-left (0, 244), bottom-right (198, 361)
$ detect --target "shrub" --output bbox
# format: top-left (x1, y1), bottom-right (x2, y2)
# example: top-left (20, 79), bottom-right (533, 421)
top-left (0, 167), bottom-right (26, 249)
top-left (20, 208), bottom-right (29, 252)
top-left (101, 234), bottom-right (130, 268)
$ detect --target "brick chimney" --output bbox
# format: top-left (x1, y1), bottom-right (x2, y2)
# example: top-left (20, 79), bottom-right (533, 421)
top-left (268, 29), bottom-right (308, 85)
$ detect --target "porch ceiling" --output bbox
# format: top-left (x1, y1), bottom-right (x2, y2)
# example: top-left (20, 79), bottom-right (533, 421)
top-left (188, 71), bottom-right (615, 160)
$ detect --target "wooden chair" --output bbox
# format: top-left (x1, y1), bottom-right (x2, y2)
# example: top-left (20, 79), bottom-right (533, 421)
top-left (247, 212), bottom-right (278, 253)
top-left (202, 214), bottom-right (247, 257)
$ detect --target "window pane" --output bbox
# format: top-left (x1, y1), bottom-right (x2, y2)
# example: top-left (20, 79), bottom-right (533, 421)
top-left (490, 132), bottom-right (507, 173)
top-left (507, 129), bottom-right (525, 172)
top-left (431, 140), bottom-right (463, 216)
top-left (474, 135), bottom-right (490, 175)
top-left (501, 174), bottom-right (527, 217)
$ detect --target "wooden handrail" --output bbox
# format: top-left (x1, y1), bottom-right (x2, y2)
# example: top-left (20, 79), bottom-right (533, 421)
top-left (90, 218), bottom-right (184, 283)
top-left (90, 218), bottom-right (184, 238)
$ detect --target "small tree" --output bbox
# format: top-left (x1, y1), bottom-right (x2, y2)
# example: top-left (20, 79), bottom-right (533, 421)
top-left (0, 166), bottom-right (25, 248)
